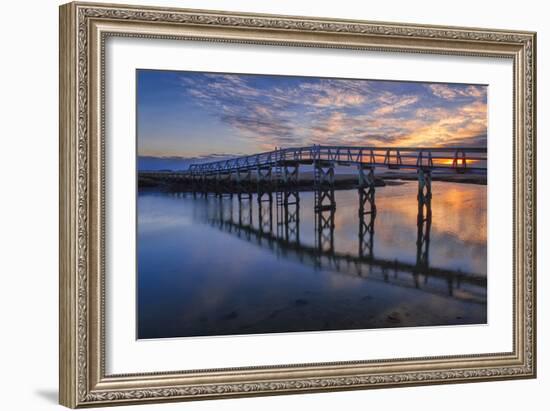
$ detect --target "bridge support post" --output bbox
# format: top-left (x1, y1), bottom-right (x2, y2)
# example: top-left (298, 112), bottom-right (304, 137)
top-left (452, 149), bottom-right (467, 174)
top-left (191, 173), bottom-right (198, 197)
top-left (314, 161), bottom-right (336, 253)
top-left (358, 165), bottom-right (376, 259)
top-left (218, 191), bottom-right (234, 225)
top-left (415, 168), bottom-right (432, 287)
top-left (281, 190), bottom-right (300, 244)
top-left (237, 194), bottom-right (252, 228)
top-left (234, 169), bottom-right (253, 229)
top-left (256, 165), bottom-right (274, 234)
top-left (215, 172), bottom-right (233, 199)
top-left (274, 161), bottom-right (300, 243)
top-left (200, 174), bottom-right (209, 197)
top-left (313, 161), bottom-right (336, 212)
top-left (215, 172), bottom-right (221, 196)
top-left (256, 166), bottom-right (272, 201)
top-left (417, 168), bottom-right (432, 209)
top-left (236, 169), bottom-right (253, 203)
top-left (258, 193), bottom-right (273, 234)
top-left (208, 192), bottom-right (235, 232)
top-left (283, 163), bottom-right (299, 186)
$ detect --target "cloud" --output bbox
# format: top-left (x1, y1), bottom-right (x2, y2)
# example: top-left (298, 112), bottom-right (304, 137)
top-left (173, 72), bottom-right (487, 152)
top-left (313, 89), bottom-right (366, 108)
top-left (394, 100), bottom-right (487, 147)
top-left (372, 95), bottom-right (419, 116)
top-left (429, 84), bottom-right (487, 100)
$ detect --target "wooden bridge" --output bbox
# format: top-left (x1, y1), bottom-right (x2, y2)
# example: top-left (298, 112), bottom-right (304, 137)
top-left (141, 145), bottom-right (487, 284)
top-left (185, 145), bottom-right (487, 176)
top-left (141, 146), bottom-right (486, 191)
top-left (140, 146), bottom-right (486, 229)
top-left (143, 145), bottom-right (486, 303)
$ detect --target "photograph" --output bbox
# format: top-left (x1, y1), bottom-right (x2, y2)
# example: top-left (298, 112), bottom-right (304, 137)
top-left (137, 70), bottom-right (488, 339)
top-left (56, 2), bottom-right (536, 407)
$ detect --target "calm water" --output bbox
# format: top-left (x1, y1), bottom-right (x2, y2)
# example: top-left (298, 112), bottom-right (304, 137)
top-left (137, 181), bottom-right (487, 339)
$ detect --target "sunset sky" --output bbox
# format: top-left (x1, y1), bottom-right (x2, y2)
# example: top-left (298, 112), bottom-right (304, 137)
top-left (137, 70), bottom-right (487, 169)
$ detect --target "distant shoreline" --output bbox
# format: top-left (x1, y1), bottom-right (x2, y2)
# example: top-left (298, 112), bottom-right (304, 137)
top-left (138, 170), bottom-right (486, 192)
top-left (376, 171), bottom-right (486, 186)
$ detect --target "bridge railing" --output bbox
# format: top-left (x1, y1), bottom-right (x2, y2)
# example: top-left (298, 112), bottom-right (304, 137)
top-left (186, 145), bottom-right (487, 176)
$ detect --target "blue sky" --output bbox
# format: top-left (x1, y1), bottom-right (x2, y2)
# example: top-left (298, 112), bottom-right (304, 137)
top-left (137, 69), bottom-right (486, 169)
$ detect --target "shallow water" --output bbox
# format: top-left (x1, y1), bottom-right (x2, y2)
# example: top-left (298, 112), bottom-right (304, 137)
top-left (137, 181), bottom-right (487, 339)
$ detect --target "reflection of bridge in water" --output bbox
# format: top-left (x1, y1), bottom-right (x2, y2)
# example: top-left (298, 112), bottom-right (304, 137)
top-left (185, 190), bottom-right (486, 304)
top-left (143, 145), bottom-right (487, 303)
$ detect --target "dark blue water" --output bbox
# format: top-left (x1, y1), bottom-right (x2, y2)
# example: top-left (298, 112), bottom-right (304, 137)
top-left (137, 181), bottom-right (486, 339)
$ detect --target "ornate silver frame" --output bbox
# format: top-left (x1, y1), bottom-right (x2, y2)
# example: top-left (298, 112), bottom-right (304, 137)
top-left (59, 1), bottom-right (536, 408)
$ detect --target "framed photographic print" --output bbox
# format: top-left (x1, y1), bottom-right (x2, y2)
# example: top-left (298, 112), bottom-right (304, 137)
top-left (59, 2), bottom-right (537, 408)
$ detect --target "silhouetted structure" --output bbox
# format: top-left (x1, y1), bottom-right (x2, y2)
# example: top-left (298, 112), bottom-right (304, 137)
top-left (154, 145), bottom-right (487, 302)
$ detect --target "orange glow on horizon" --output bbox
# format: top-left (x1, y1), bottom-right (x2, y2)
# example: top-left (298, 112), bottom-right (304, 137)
top-left (434, 158), bottom-right (479, 166)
